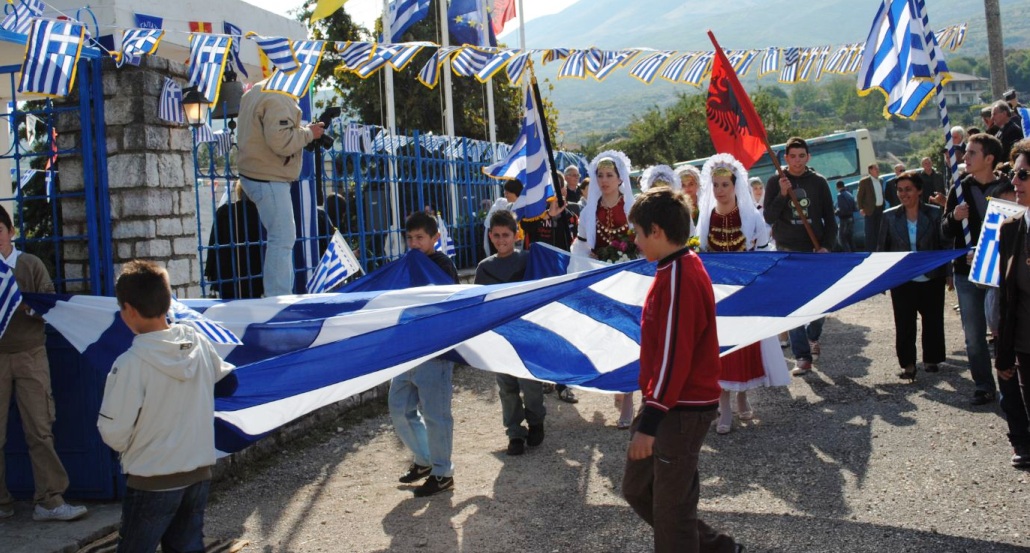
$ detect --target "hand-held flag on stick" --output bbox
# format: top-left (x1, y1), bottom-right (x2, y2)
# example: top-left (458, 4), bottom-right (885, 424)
top-left (706, 30), bottom-right (820, 250)
top-left (307, 231), bottom-right (363, 293)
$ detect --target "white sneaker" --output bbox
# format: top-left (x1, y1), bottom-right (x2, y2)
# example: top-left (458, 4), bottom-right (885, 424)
top-left (0, 505), bottom-right (13, 519)
top-left (33, 503), bottom-right (87, 522)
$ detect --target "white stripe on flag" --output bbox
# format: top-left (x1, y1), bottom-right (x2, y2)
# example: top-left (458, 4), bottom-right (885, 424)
top-left (969, 198), bottom-right (1027, 287)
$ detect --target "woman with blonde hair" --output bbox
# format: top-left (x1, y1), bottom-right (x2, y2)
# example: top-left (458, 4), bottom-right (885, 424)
top-left (697, 154), bottom-right (788, 434)
top-left (675, 164), bottom-right (702, 226)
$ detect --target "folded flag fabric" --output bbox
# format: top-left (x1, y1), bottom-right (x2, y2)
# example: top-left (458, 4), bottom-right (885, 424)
top-left (116, 28), bottom-right (164, 67)
top-left (969, 198), bottom-right (1027, 287)
top-left (0, 259), bottom-right (22, 340)
top-left (223, 21), bottom-right (249, 77)
top-left (24, 250), bottom-right (962, 454)
top-left (187, 34), bottom-right (231, 103)
top-left (246, 34), bottom-right (298, 73)
top-left (264, 40), bottom-right (326, 99)
top-left (167, 298), bottom-right (242, 345)
top-left (19, 18), bottom-right (87, 97)
top-left (1, 0), bottom-right (45, 36)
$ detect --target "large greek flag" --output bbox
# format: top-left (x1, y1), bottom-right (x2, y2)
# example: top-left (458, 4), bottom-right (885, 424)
top-left (483, 88), bottom-right (554, 221)
top-left (856, 0), bottom-right (950, 119)
top-left (385, 0), bottom-right (430, 42)
top-left (25, 249), bottom-right (961, 454)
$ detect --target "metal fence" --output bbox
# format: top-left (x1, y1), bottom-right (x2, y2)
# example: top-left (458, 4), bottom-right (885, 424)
top-left (196, 113), bottom-right (510, 297)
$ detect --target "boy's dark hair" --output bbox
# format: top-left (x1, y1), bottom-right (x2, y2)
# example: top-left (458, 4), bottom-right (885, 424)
top-left (836, 180), bottom-right (845, 189)
top-left (0, 205), bottom-right (13, 230)
top-left (503, 179), bottom-right (524, 196)
top-left (968, 133), bottom-right (1003, 166)
top-left (628, 188), bottom-right (692, 245)
top-left (405, 211), bottom-right (438, 236)
top-left (488, 210), bottom-right (518, 234)
top-left (785, 137), bottom-right (809, 154)
top-left (115, 260), bottom-right (172, 318)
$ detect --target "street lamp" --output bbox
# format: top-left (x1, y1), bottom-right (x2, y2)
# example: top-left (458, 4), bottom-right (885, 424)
top-left (181, 86), bottom-right (210, 127)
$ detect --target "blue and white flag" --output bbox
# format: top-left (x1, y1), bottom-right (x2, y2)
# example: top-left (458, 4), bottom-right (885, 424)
top-left (265, 40), bottom-right (325, 99)
top-left (823, 44), bottom-right (851, 74)
top-left (194, 123), bottom-right (216, 144)
top-left (505, 50), bottom-right (531, 85)
top-left (307, 231), bottom-right (363, 293)
top-left (25, 249), bottom-right (962, 454)
top-left (476, 49), bottom-right (519, 82)
top-left (629, 50), bottom-right (673, 84)
top-left (223, 21), bottom-right (249, 78)
top-left (416, 45), bottom-right (460, 88)
top-left (435, 215), bottom-right (455, 257)
top-left (759, 46), bottom-right (779, 76)
top-left (1, 0), bottom-right (45, 36)
top-left (1019, 107), bottom-right (1030, 138)
top-left (856, 0), bottom-right (951, 119)
top-left (117, 28), bottom-right (163, 67)
top-left (214, 129), bottom-right (233, 157)
top-left (134, 12), bottom-right (162, 30)
top-left (384, 0), bottom-right (430, 42)
top-left (336, 41), bottom-right (374, 71)
top-left (557, 51), bottom-right (587, 79)
top-left (682, 52), bottom-right (713, 86)
top-left (246, 34), bottom-right (298, 73)
top-left (168, 298), bottom-right (242, 345)
top-left (18, 19), bottom-right (87, 98)
top-left (451, 46), bottom-right (493, 77)
top-left (969, 198), bottom-right (1027, 287)
top-left (0, 259), bottom-right (21, 341)
top-left (659, 52), bottom-right (698, 83)
top-left (483, 88), bottom-right (554, 221)
top-left (187, 34), bottom-right (231, 104)
top-left (778, 47), bottom-right (801, 83)
top-left (158, 77), bottom-right (184, 123)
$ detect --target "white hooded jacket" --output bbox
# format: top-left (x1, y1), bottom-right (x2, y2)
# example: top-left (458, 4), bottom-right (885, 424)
top-left (98, 324), bottom-right (234, 478)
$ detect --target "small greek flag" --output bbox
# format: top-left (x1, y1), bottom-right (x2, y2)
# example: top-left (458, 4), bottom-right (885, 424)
top-left (969, 198), bottom-right (1028, 287)
top-left (354, 43), bottom-right (425, 78)
top-left (337, 41), bottom-right (374, 70)
top-left (214, 129), bottom-right (234, 156)
top-left (385, 0), bottom-right (430, 42)
top-left (593, 50), bottom-right (636, 81)
top-left (948, 23), bottom-right (967, 51)
top-left (630, 51), bottom-right (673, 84)
top-left (542, 48), bottom-right (569, 65)
top-left (0, 258), bottom-right (22, 341)
top-left (505, 51), bottom-right (531, 85)
top-left (416, 45), bottom-right (459, 88)
top-left (796, 48), bottom-right (816, 81)
top-left (779, 47), bottom-right (801, 83)
top-left (476, 49), bottom-right (518, 82)
top-left (434, 216), bottom-right (455, 258)
top-left (195, 123), bottom-right (216, 144)
top-left (483, 88), bottom-right (555, 222)
top-left (265, 40), bottom-right (326, 99)
top-left (683, 52), bottom-right (713, 86)
top-left (187, 34), bottom-right (231, 103)
top-left (735, 50), bottom-right (759, 78)
top-left (19, 19), bottom-right (87, 98)
top-left (117, 28), bottom-right (163, 67)
top-left (845, 43), bottom-right (866, 74)
top-left (1, 0), bottom-right (45, 36)
top-left (759, 46), bottom-right (779, 76)
top-left (167, 298), bottom-right (242, 345)
top-left (246, 34), bottom-right (298, 73)
top-left (659, 52), bottom-right (698, 83)
top-left (452, 46), bottom-right (493, 77)
top-left (557, 50), bottom-right (587, 79)
top-left (158, 77), bottom-right (184, 123)
top-left (824, 44), bottom-right (851, 74)
top-left (307, 231), bottom-right (363, 293)
top-left (223, 21), bottom-right (249, 77)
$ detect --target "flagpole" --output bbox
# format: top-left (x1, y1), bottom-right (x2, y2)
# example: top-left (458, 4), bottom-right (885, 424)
top-left (439, 0), bottom-right (456, 140)
top-left (480, 0), bottom-right (498, 162)
top-left (916, 3), bottom-right (969, 246)
top-left (527, 59), bottom-right (563, 209)
top-left (707, 30), bottom-right (820, 251)
top-left (383, 0), bottom-right (402, 247)
top-left (517, 0), bottom-right (526, 49)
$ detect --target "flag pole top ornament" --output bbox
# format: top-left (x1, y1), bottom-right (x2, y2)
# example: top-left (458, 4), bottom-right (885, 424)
top-left (639, 165), bottom-right (679, 193)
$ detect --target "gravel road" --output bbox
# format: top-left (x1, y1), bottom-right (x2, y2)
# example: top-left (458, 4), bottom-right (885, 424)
top-left (202, 292), bottom-right (1030, 553)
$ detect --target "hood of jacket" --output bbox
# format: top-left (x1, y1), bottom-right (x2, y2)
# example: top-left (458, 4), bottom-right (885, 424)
top-left (129, 324), bottom-right (205, 382)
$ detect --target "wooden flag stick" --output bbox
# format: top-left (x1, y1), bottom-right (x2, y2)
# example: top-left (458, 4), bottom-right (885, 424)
top-left (763, 143), bottom-right (822, 251)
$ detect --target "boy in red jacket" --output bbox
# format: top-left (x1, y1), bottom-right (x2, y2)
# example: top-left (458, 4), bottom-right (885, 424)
top-left (622, 188), bottom-right (741, 553)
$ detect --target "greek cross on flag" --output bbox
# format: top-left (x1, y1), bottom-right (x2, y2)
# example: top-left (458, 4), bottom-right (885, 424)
top-left (969, 198), bottom-right (1027, 287)
top-left (158, 77), bottom-right (184, 123)
top-left (117, 28), bottom-right (164, 67)
top-left (1, 0), bottom-right (45, 36)
top-left (307, 231), bottom-right (363, 293)
top-left (187, 34), bottom-right (231, 103)
top-left (265, 41), bottom-right (326, 100)
top-left (19, 19), bottom-right (87, 98)
top-left (0, 258), bottom-right (22, 341)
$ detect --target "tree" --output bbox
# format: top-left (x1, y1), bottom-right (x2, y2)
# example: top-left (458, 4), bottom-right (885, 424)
top-left (300, 0), bottom-right (522, 143)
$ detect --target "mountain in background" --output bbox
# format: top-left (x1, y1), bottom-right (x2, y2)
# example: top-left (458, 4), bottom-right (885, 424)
top-left (500, 0), bottom-right (1028, 145)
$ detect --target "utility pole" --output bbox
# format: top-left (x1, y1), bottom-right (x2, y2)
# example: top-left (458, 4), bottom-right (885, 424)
top-left (983, 0), bottom-right (1007, 99)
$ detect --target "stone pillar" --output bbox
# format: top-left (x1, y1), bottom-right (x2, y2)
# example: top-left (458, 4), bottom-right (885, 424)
top-left (58, 57), bottom-right (200, 297)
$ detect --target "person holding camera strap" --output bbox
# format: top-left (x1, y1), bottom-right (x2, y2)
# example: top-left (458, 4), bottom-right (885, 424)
top-left (236, 79), bottom-right (325, 297)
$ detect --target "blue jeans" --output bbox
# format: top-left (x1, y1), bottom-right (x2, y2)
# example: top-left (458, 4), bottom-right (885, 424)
top-left (389, 359), bottom-right (454, 477)
top-left (117, 480), bottom-right (210, 553)
top-left (789, 318), bottom-right (825, 362)
top-left (496, 374), bottom-right (545, 439)
top-left (954, 276), bottom-right (996, 393)
top-left (240, 177), bottom-right (296, 296)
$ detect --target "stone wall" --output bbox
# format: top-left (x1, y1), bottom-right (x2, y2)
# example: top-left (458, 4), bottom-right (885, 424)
top-left (58, 56), bottom-right (200, 297)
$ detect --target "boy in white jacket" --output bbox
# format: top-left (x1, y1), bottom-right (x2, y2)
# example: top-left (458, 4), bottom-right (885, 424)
top-left (98, 260), bottom-right (235, 553)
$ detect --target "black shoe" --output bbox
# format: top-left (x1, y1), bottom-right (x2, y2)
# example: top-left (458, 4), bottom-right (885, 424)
top-left (507, 438), bottom-right (526, 456)
top-left (1012, 445), bottom-right (1030, 468)
top-left (923, 363), bottom-right (939, 373)
top-left (897, 366), bottom-right (917, 381)
top-left (414, 476), bottom-right (454, 497)
top-left (398, 463), bottom-right (431, 483)
top-left (557, 387), bottom-right (579, 404)
top-left (541, 383), bottom-right (555, 394)
top-left (527, 424), bottom-right (544, 447)
top-left (970, 390), bottom-right (996, 406)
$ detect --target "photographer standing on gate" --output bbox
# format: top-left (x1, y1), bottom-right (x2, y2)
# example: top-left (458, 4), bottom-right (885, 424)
top-left (236, 80), bottom-right (325, 296)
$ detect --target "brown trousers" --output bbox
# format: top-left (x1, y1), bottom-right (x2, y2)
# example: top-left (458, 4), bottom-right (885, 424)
top-left (0, 346), bottom-right (69, 509)
top-left (623, 409), bottom-right (736, 553)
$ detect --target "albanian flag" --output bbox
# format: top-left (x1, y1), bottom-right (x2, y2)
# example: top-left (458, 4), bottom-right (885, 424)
top-left (706, 31), bottom-right (768, 170)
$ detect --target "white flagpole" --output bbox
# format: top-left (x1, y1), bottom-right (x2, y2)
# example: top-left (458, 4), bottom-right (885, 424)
top-left (915, 2), bottom-right (970, 246)
top-left (382, 0), bottom-right (402, 252)
top-left (481, 0), bottom-right (498, 162)
top-left (518, 0), bottom-right (526, 50)
top-left (439, 0), bottom-right (456, 140)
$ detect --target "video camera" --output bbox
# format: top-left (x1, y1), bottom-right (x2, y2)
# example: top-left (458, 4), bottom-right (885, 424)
top-left (305, 106), bottom-right (342, 152)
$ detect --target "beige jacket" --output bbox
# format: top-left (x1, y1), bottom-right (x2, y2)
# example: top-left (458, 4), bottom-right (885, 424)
top-left (236, 81), bottom-right (314, 182)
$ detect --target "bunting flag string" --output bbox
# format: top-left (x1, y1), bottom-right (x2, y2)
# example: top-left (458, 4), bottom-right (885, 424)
top-left (246, 34), bottom-right (299, 73)
top-left (416, 45), bottom-right (460, 88)
top-left (659, 51), bottom-right (699, 83)
top-left (264, 40), bottom-right (325, 99)
top-left (336, 41), bottom-right (375, 71)
top-left (19, 18), bottom-right (87, 97)
top-left (629, 50), bottom-right (674, 84)
top-left (186, 33), bottom-right (231, 103)
top-left (1, 0), bottom-right (45, 36)
top-left (504, 50), bottom-right (531, 85)
top-left (114, 28), bottom-right (164, 67)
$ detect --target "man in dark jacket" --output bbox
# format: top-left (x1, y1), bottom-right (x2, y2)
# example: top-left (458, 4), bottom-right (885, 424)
top-left (993, 101), bottom-right (1023, 162)
top-left (834, 180), bottom-right (857, 252)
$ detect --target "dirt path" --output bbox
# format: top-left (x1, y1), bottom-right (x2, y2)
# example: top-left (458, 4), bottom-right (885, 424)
top-left (202, 293), bottom-right (1030, 553)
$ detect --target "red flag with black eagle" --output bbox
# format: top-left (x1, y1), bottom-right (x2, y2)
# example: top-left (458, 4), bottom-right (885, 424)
top-left (705, 31), bottom-right (768, 170)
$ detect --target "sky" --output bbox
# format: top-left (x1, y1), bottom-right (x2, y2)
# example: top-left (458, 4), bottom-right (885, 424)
top-left (241, 0), bottom-right (578, 35)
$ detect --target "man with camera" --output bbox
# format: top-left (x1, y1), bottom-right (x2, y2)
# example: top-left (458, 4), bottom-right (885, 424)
top-left (237, 80), bottom-right (326, 296)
